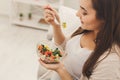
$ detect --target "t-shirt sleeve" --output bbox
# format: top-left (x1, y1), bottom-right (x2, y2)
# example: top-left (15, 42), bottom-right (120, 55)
top-left (89, 53), bottom-right (120, 80)
top-left (52, 36), bottom-right (70, 51)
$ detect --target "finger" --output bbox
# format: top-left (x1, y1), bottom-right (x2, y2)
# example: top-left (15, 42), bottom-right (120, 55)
top-left (44, 10), bottom-right (55, 16)
top-left (43, 5), bottom-right (57, 16)
top-left (45, 17), bottom-right (54, 22)
top-left (39, 59), bottom-right (46, 66)
top-left (42, 4), bottom-right (50, 9)
top-left (43, 4), bottom-right (54, 11)
top-left (39, 59), bottom-right (47, 64)
top-left (44, 13), bottom-right (51, 17)
top-left (44, 8), bottom-right (59, 22)
top-left (44, 12), bottom-right (54, 18)
top-left (44, 13), bottom-right (55, 20)
top-left (39, 59), bottom-right (51, 69)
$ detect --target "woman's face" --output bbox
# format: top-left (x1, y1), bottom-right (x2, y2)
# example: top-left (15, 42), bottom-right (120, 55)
top-left (76, 0), bottom-right (103, 32)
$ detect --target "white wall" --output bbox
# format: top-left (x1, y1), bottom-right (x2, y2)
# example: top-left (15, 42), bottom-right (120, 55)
top-left (0, 0), bottom-right (10, 15)
top-left (64, 0), bottom-right (80, 10)
top-left (0, 0), bottom-right (80, 16)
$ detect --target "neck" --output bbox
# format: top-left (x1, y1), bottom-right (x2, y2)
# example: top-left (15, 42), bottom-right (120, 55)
top-left (93, 30), bottom-right (99, 38)
top-left (89, 30), bottom-right (99, 42)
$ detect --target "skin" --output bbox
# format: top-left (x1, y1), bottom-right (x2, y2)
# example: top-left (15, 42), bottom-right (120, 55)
top-left (76, 0), bottom-right (104, 50)
top-left (40, 0), bottom-right (104, 80)
top-left (77, 0), bottom-right (102, 32)
top-left (44, 5), bottom-right (65, 45)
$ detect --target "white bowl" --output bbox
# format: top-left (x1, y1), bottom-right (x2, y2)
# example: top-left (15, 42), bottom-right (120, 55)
top-left (36, 41), bottom-right (63, 64)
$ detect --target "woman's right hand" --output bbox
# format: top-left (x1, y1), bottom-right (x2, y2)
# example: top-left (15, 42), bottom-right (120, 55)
top-left (43, 5), bottom-right (60, 26)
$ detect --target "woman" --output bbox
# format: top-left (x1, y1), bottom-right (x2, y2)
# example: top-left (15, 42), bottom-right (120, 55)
top-left (40, 0), bottom-right (120, 80)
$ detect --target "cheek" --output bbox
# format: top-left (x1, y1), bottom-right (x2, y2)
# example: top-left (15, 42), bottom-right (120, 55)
top-left (83, 15), bottom-right (95, 23)
top-left (82, 16), bottom-right (96, 26)
top-left (82, 16), bottom-right (101, 30)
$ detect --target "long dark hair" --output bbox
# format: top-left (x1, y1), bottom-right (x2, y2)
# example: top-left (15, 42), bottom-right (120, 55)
top-left (72, 0), bottom-right (120, 78)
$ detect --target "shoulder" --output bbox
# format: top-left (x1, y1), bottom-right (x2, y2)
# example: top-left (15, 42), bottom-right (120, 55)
top-left (99, 52), bottom-right (120, 63)
top-left (98, 45), bottom-right (120, 63)
top-left (80, 53), bottom-right (120, 80)
top-left (90, 52), bottom-right (120, 80)
top-left (97, 52), bottom-right (120, 70)
top-left (80, 46), bottom-right (120, 80)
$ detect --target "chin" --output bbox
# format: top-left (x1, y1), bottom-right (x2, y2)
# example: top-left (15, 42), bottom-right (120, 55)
top-left (81, 26), bottom-right (87, 29)
top-left (81, 26), bottom-right (91, 31)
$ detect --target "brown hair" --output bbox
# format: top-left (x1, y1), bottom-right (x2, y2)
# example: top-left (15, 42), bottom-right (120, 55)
top-left (71, 27), bottom-right (91, 37)
top-left (72, 0), bottom-right (120, 78)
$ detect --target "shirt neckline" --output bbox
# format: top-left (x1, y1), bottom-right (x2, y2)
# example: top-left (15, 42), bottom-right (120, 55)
top-left (79, 34), bottom-right (93, 52)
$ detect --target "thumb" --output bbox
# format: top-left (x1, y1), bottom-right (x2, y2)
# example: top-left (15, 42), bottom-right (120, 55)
top-left (43, 4), bottom-right (54, 11)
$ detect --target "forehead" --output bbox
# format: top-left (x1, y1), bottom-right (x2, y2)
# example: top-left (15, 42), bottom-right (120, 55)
top-left (80, 0), bottom-right (93, 10)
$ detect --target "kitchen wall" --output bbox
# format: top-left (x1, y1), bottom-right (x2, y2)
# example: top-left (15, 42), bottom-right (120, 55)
top-left (64, 0), bottom-right (80, 10)
top-left (0, 0), bottom-right (79, 16)
top-left (0, 0), bottom-right (10, 15)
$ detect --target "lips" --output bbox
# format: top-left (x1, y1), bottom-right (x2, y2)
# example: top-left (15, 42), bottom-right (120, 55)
top-left (80, 19), bottom-right (83, 23)
top-left (81, 21), bottom-right (84, 24)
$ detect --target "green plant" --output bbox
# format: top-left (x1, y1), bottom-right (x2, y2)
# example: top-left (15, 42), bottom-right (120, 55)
top-left (19, 13), bottom-right (24, 21)
top-left (28, 13), bottom-right (32, 19)
top-left (19, 13), bottom-right (23, 17)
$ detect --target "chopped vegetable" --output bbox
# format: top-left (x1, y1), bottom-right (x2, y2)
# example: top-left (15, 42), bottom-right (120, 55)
top-left (37, 44), bottom-right (62, 63)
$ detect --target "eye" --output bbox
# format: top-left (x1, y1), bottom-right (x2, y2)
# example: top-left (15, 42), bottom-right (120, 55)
top-left (83, 12), bottom-right (87, 15)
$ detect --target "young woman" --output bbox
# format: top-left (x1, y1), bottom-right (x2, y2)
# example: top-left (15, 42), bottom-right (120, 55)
top-left (39, 0), bottom-right (120, 80)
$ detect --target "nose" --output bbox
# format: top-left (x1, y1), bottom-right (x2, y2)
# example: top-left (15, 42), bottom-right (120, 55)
top-left (76, 11), bottom-right (82, 19)
top-left (76, 11), bottom-right (79, 17)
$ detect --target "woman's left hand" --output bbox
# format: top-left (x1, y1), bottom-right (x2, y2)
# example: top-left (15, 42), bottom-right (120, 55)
top-left (39, 59), bottom-right (73, 80)
top-left (39, 59), bottom-right (64, 72)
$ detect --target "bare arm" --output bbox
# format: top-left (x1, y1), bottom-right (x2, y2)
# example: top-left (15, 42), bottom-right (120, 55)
top-left (56, 66), bottom-right (74, 80)
top-left (52, 24), bottom-right (65, 45)
top-left (39, 59), bottom-right (73, 80)
top-left (44, 5), bottom-right (65, 45)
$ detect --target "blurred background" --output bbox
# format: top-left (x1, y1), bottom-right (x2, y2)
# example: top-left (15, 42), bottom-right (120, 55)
top-left (0, 0), bottom-right (79, 80)
top-left (0, 0), bottom-right (79, 15)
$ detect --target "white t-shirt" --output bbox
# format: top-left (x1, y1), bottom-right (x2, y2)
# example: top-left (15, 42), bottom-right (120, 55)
top-left (51, 34), bottom-right (92, 80)
top-left (79, 45), bottom-right (120, 80)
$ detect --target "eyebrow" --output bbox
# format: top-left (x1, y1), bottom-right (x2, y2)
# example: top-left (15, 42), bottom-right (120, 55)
top-left (80, 6), bottom-right (87, 12)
